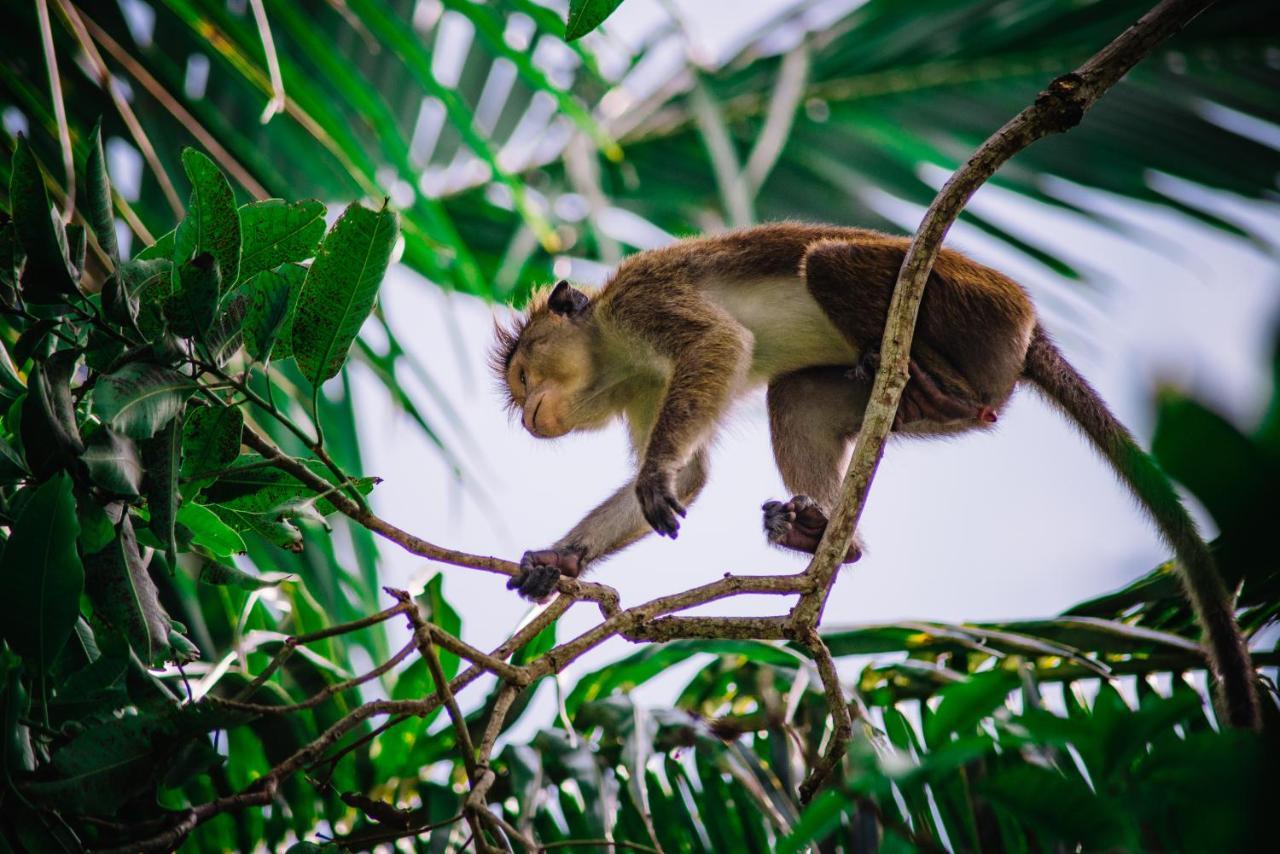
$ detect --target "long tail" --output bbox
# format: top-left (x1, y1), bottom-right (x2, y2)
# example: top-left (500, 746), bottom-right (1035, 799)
top-left (1021, 324), bottom-right (1260, 728)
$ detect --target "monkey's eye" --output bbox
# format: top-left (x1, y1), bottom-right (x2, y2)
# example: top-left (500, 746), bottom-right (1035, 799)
top-left (519, 369), bottom-right (527, 389)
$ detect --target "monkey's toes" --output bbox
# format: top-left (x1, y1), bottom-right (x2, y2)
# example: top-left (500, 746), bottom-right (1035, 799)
top-left (509, 563), bottom-right (561, 602)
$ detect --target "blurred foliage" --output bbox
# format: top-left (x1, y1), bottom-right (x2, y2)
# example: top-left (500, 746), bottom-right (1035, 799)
top-left (0, 0), bottom-right (1278, 851)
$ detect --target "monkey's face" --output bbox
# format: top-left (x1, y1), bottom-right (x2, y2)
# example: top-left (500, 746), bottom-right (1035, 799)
top-left (504, 319), bottom-right (596, 439)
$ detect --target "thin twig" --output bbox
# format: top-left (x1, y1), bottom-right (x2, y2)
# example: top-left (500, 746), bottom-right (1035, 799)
top-left (35, 0), bottom-right (74, 220)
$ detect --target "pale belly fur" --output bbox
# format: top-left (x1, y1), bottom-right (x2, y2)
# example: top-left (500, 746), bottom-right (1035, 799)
top-left (703, 276), bottom-right (858, 386)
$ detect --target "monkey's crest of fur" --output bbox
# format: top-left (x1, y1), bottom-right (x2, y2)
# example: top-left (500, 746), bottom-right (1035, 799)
top-left (490, 283), bottom-right (596, 413)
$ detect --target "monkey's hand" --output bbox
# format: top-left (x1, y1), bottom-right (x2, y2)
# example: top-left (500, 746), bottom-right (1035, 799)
top-left (637, 467), bottom-right (686, 538)
top-left (507, 546), bottom-right (585, 602)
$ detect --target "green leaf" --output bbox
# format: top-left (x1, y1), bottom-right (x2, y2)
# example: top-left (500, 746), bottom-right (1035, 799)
top-left (181, 405), bottom-right (244, 483)
top-left (421, 573), bottom-right (462, 680)
top-left (9, 136), bottom-right (77, 303)
top-left (209, 504), bottom-right (303, 552)
top-left (27, 703), bottom-right (250, 814)
top-left (174, 148), bottom-right (241, 290)
top-left (565, 0), bottom-right (625, 40)
top-left (0, 473), bottom-right (83, 672)
top-left (201, 454), bottom-right (377, 516)
top-left (178, 501), bottom-right (247, 557)
top-left (81, 427), bottom-right (144, 496)
top-left (196, 556), bottom-right (282, 590)
top-left (241, 265), bottom-right (304, 363)
top-left (237, 198), bottom-right (326, 282)
top-left (141, 405), bottom-right (184, 567)
top-left (292, 202), bottom-right (398, 385)
top-left (134, 228), bottom-right (174, 262)
top-left (65, 223), bottom-right (87, 280)
top-left (84, 515), bottom-right (172, 666)
top-left (979, 765), bottom-right (1136, 850)
top-left (92, 363), bottom-right (193, 439)
top-left (924, 671), bottom-right (1017, 749)
top-left (85, 120), bottom-right (119, 263)
top-left (164, 252), bottom-right (221, 337)
top-left (0, 220), bottom-right (23, 307)
top-left (108, 257), bottom-right (172, 334)
top-left (19, 350), bottom-right (84, 481)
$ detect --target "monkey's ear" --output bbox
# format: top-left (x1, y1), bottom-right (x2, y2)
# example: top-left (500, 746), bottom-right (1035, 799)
top-left (548, 280), bottom-right (589, 317)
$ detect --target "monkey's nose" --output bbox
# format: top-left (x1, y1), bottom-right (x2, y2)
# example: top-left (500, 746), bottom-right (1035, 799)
top-left (524, 399), bottom-right (544, 436)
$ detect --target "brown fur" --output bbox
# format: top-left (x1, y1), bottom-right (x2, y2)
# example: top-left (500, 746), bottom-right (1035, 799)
top-left (492, 223), bottom-right (1259, 728)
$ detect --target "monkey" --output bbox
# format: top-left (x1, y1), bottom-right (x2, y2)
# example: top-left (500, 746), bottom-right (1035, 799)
top-left (491, 222), bottom-right (1260, 729)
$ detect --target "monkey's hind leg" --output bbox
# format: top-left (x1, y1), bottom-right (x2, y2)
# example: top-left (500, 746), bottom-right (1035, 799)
top-left (803, 238), bottom-right (1007, 431)
top-left (762, 367), bottom-right (865, 563)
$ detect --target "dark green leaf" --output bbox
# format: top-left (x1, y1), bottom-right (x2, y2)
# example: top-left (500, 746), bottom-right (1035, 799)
top-left (1, 647), bottom-right (35, 773)
top-left (26, 702), bottom-right (250, 814)
top-left (292, 202), bottom-right (398, 385)
top-left (9, 136), bottom-right (77, 303)
top-left (201, 454), bottom-right (377, 516)
top-left (174, 148), bottom-right (241, 290)
top-left (92, 363), bottom-right (193, 439)
top-left (924, 671), bottom-right (1019, 748)
top-left (197, 556), bottom-right (282, 590)
top-left (85, 120), bottom-right (119, 262)
top-left (237, 198), bottom-right (326, 281)
top-left (84, 515), bottom-right (172, 666)
top-left (65, 224), bottom-right (87, 279)
top-left (164, 252), bottom-right (221, 337)
top-left (109, 257), bottom-right (172, 334)
top-left (242, 265), bottom-right (304, 363)
top-left (19, 350), bottom-right (84, 480)
top-left (181, 405), bottom-right (243, 482)
top-left (209, 504), bottom-right (303, 552)
top-left (564, 0), bottom-right (625, 40)
top-left (141, 405), bottom-right (185, 567)
top-left (0, 220), bottom-right (23, 307)
top-left (81, 427), bottom-right (143, 496)
top-left (979, 765), bottom-right (1136, 849)
top-left (0, 473), bottom-right (83, 672)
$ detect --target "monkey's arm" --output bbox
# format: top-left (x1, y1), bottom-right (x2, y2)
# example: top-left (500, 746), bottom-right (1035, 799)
top-left (508, 450), bottom-right (709, 601)
top-left (621, 298), bottom-right (751, 536)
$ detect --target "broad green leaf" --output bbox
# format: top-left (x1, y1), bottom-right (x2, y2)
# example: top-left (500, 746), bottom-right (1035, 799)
top-left (65, 224), bottom-right (87, 278)
top-left (0, 221), bottom-right (22, 306)
top-left (164, 252), bottom-right (221, 337)
top-left (979, 765), bottom-right (1136, 850)
top-left (92, 363), bottom-right (193, 439)
top-left (924, 671), bottom-right (1018, 748)
top-left (110, 257), bottom-right (173, 336)
top-left (141, 406), bottom-right (185, 567)
top-left (241, 265), bottom-right (304, 362)
top-left (292, 202), bottom-right (398, 385)
top-left (81, 427), bottom-right (143, 496)
top-left (208, 292), bottom-right (248, 366)
top-left (85, 120), bottom-right (119, 262)
top-left (2, 647), bottom-right (34, 774)
top-left (174, 148), bottom-right (241, 290)
top-left (565, 0), bottom-right (625, 40)
top-left (178, 501), bottom-right (247, 557)
top-left (196, 557), bottom-right (283, 590)
top-left (9, 136), bottom-right (77, 303)
top-left (19, 350), bottom-right (84, 481)
top-left (181, 405), bottom-right (244, 483)
top-left (134, 228), bottom-right (174, 262)
top-left (421, 573), bottom-right (462, 679)
top-left (84, 515), bottom-right (172, 666)
top-left (0, 473), bottom-right (83, 672)
top-left (201, 455), bottom-right (377, 516)
top-left (209, 504), bottom-right (303, 552)
top-left (237, 198), bottom-right (326, 281)
top-left (27, 703), bottom-right (250, 814)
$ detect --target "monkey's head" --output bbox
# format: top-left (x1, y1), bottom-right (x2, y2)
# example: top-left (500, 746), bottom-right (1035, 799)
top-left (492, 280), bottom-right (605, 439)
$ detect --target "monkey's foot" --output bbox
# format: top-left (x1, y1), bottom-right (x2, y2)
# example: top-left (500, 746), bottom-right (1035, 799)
top-left (507, 547), bottom-right (584, 602)
top-left (762, 495), bottom-right (862, 563)
top-left (853, 351), bottom-right (997, 427)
